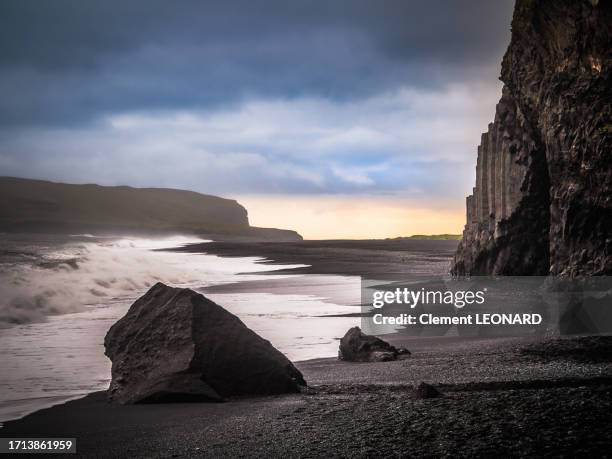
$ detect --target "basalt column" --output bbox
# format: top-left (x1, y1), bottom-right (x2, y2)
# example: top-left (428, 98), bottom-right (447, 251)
top-left (452, 0), bottom-right (610, 276)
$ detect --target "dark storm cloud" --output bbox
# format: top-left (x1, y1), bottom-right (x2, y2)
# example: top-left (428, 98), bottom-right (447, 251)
top-left (0, 0), bottom-right (516, 203)
top-left (0, 0), bottom-right (514, 127)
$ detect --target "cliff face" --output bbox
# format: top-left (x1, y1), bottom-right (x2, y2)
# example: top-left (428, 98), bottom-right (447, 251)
top-left (0, 177), bottom-right (302, 240)
top-left (453, 0), bottom-right (611, 276)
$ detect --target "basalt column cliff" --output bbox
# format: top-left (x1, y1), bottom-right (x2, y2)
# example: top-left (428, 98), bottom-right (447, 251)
top-left (453, 0), bottom-right (611, 276)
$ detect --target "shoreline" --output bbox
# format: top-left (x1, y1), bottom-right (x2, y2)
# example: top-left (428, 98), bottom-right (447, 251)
top-left (168, 239), bottom-right (459, 278)
top-left (2, 335), bottom-right (611, 457)
top-left (3, 237), bottom-right (611, 456)
top-left (0, 236), bottom-right (367, 423)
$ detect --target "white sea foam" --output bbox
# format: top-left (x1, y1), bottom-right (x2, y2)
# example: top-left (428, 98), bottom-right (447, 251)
top-left (0, 236), bottom-right (285, 326)
top-left (0, 235), bottom-right (361, 423)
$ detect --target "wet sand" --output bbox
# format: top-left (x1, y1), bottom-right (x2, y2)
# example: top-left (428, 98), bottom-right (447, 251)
top-left (177, 239), bottom-right (458, 309)
top-left (168, 239), bottom-right (459, 277)
top-left (2, 335), bottom-right (611, 457)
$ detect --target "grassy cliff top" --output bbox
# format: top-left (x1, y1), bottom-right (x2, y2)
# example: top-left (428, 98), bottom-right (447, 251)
top-left (391, 234), bottom-right (462, 240)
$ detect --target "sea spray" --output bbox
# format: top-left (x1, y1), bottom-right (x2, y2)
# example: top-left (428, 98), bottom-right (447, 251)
top-left (0, 235), bottom-right (215, 326)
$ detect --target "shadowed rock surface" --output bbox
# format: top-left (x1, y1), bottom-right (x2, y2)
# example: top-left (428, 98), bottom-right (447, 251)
top-left (415, 382), bottom-right (441, 399)
top-left (104, 282), bottom-right (306, 403)
top-left (453, 0), bottom-right (612, 276)
top-left (338, 326), bottom-right (410, 362)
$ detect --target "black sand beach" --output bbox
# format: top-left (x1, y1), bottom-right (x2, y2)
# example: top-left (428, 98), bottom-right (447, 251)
top-left (3, 335), bottom-right (612, 457)
top-left (180, 239), bottom-right (458, 312)
top-left (170, 239), bottom-right (458, 278)
top-left (3, 240), bottom-right (611, 457)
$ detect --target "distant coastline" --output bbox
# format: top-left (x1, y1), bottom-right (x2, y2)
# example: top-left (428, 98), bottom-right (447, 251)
top-left (0, 176), bottom-right (301, 242)
top-left (391, 234), bottom-right (461, 241)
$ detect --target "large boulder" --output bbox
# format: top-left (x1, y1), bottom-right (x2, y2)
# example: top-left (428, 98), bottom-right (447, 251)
top-left (338, 327), bottom-right (410, 362)
top-left (104, 282), bottom-right (306, 404)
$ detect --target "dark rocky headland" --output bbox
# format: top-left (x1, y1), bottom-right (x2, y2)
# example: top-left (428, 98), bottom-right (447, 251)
top-left (453, 0), bottom-right (611, 276)
top-left (0, 176), bottom-right (301, 241)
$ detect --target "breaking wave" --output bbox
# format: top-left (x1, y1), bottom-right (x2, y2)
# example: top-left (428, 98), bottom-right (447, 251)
top-left (0, 236), bottom-right (231, 327)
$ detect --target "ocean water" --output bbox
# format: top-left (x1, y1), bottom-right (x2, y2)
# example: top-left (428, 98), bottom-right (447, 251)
top-left (0, 234), bottom-right (361, 423)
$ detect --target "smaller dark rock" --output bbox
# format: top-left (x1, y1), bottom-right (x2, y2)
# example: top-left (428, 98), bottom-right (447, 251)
top-left (338, 326), bottom-right (410, 362)
top-left (415, 382), bottom-right (441, 399)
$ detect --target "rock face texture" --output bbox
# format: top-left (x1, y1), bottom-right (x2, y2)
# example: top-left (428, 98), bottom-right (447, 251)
top-left (104, 283), bottom-right (306, 403)
top-left (338, 327), bottom-right (410, 362)
top-left (453, 0), bottom-right (611, 276)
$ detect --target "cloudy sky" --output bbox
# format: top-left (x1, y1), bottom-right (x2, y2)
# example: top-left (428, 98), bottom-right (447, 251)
top-left (0, 0), bottom-right (515, 238)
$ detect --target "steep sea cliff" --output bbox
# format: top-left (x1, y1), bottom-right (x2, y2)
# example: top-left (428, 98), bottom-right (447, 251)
top-left (453, 0), bottom-right (611, 276)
